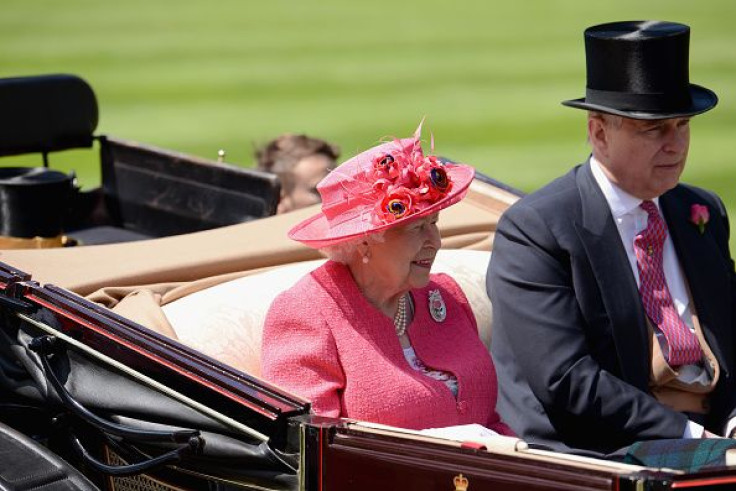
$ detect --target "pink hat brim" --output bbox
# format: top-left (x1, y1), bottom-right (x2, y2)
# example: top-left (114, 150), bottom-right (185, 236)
top-left (288, 163), bottom-right (475, 249)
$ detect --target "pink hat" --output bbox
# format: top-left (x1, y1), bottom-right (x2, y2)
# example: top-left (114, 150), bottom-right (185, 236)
top-left (288, 122), bottom-right (475, 248)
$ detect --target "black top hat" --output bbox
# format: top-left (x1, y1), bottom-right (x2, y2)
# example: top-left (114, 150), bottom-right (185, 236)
top-left (563, 21), bottom-right (717, 120)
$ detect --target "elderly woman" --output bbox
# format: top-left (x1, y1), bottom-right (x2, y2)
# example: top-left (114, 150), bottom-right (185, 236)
top-left (262, 124), bottom-right (513, 435)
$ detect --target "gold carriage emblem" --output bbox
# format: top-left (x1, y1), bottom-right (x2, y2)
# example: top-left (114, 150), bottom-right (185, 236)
top-left (453, 473), bottom-right (469, 491)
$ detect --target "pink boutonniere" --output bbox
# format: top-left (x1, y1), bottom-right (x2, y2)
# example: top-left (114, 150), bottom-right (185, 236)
top-left (690, 203), bottom-right (710, 234)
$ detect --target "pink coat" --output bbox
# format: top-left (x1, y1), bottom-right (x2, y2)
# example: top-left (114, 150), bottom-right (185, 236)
top-left (262, 260), bottom-right (513, 435)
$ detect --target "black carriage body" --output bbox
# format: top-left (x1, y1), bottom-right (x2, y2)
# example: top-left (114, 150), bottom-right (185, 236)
top-left (0, 262), bottom-right (306, 490)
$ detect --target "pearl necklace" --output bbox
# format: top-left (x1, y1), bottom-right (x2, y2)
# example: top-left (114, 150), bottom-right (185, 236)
top-left (394, 294), bottom-right (407, 336)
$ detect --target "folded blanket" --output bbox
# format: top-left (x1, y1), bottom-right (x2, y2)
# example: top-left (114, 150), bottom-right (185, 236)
top-left (624, 438), bottom-right (736, 472)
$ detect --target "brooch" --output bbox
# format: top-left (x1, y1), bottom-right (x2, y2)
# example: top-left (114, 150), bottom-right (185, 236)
top-left (428, 289), bottom-right (446, 322)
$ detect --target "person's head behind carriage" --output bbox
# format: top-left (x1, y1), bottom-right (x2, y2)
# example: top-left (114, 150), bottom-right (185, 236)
top-left (255, 133), bottom-right (340, 214)
top-left (262, 122), bottom-right (514, 434)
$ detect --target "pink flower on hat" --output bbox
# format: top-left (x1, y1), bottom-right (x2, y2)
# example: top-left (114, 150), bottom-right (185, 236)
top-left (690, 203), bottom-right (709, 234)
top-left (417, 159), bottom-right (452, 202)
top-left (372, 153), bottom-right (402, 181)
top-left (369, 143), bottom-right (453, 224)
top-left (376, 187), bottom-right (417, 223)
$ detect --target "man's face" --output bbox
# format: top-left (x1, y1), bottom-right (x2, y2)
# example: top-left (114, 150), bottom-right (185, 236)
top-left (589, 115), bottom-right (691, 200)
top-left (277, 154), bottom-right (334, 214)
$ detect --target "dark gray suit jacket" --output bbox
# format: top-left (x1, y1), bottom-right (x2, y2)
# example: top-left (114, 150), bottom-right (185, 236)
top-left (487, 161), bottom-right (736, 456)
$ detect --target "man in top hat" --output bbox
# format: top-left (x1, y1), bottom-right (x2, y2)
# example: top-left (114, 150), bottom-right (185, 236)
top-left (487, 21), bottom-right (736, 457)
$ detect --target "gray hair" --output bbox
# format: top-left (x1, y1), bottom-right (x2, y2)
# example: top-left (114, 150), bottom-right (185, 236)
top-left (319, 231), bottom-right (385, 264)
top-left (587, 111), bottom-right (624, 145)
top-left (588, 111), bottom-right (623, 128)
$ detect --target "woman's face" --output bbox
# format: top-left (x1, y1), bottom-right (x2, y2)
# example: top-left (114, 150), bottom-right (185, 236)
top-left (366, 213), bottom-right (442, 294)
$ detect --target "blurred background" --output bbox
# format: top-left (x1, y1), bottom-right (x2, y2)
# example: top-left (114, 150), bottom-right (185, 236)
top-left (1, 0), bottom-right (734, 244)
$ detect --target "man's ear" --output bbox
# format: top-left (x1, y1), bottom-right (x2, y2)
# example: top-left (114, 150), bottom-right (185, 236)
top-left (276, 188), bottom-right (290, 214)
top-left (588, 116), bottom-right (609, 160)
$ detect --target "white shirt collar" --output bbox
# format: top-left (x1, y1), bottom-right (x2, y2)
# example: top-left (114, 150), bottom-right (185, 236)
top-left (589, 155), bottom-right (661, 217)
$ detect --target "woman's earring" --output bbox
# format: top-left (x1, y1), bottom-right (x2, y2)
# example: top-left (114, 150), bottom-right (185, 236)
top-left (361, 242), bottom-right (370, 264)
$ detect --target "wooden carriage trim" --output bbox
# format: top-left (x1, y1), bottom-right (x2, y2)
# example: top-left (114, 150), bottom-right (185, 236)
top-left (671, 475), bottom-right (736, 488)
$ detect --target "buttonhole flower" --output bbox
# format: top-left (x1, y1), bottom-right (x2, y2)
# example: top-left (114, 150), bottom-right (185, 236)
top-left (690, 203), bottom-right (709, 234)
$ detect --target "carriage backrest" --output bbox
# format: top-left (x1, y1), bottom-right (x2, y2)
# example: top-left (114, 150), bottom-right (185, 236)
top-left (161, 249), bottom-right (492, 377)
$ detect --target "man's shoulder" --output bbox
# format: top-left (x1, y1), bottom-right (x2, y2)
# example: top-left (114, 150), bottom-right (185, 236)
top-left (506, 165), bottom-right (584, 218)
top-left (670, 182), bottom-right (723, 208)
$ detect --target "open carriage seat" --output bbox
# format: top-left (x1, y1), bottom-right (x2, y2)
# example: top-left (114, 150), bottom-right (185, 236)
top-left (85, 247), bottom-right (736, 474)
top-left (88, 249), bottom-right (493, 379)
top-left (59, 181), bottom-right (521, 380)
top-left (164, 249), bottom-right (492, 378)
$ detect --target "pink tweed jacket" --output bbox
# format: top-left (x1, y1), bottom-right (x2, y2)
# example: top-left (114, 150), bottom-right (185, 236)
top-left (262, 260), bottom-right (513, 435)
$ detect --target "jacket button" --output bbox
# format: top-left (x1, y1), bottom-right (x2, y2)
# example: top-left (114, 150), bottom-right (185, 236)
top-left (457, 401), bottom-right (468, 414)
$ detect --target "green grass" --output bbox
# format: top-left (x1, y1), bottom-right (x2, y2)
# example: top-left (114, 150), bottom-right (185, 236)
top-left (2, 0), bottom-right (736, 248)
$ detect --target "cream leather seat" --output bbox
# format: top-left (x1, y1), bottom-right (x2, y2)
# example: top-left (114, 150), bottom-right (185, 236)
top-left (162, 249), bottom-right (492, 377)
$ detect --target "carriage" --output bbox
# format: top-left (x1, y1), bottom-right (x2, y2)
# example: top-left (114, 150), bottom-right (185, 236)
top-left (0, 74), bottom-right (735, 490)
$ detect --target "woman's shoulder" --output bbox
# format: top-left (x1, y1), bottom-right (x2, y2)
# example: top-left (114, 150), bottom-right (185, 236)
top-left (270, 262), bottom-right (322, 300)
top-left (268, 260), bottom-right (350, 308)
top-left (264, 264), bottom-right (334, 331)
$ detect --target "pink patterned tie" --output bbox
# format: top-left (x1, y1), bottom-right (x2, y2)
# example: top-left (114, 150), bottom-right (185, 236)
top-left (635, 200), bottom-right (702, 367)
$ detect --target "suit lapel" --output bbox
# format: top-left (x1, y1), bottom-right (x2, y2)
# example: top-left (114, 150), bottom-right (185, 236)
top-left (573, 162), bottom-right (651, 390)
top-left (660, 189), bottom-right (733, 374)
